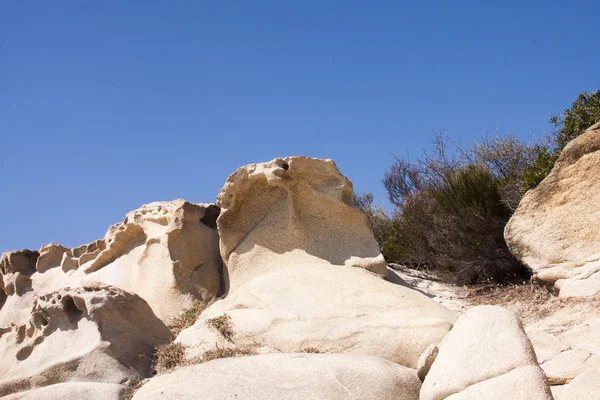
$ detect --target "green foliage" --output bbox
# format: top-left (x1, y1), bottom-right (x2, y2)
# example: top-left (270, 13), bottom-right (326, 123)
top-left (522, 90), bottom-right (600, 191)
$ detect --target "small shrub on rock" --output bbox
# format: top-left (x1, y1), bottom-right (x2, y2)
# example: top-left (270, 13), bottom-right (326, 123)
top-left (207, 314), bottom-right (234, 341)
top-left (154, 342), bottom-right (186, 373)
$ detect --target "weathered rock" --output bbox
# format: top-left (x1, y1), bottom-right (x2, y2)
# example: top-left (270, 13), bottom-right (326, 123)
top-left (505, 123), bottom-right (600, 297)
top-left (0, 283), bottom-right (171, 398)
top-left (132, 353), bottom-right (421, 400)
top-left (420, 306), bottom-right (552, 400)
top-left (177, 263), bottom-right (456, 369)
top-left (0, 250), bottom-right (38, 296)
top-left (541, 349), bottom-right (600, 385)
top-left (0, 382), bottom-right (126, 400)
top-left (417, 344), bottom-right (438, 381)
top-left (551, 366), bottom-right (600, 400)
top-left (35, 244), bottom-right (68, 274)
top-left (216, 156), bottom-right (386, 293)
top-left (0, 199), bottom-right (222, 322)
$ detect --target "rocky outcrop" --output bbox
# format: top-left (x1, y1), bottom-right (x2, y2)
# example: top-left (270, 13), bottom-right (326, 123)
top-left (216, 156), bottom-right (386, 292)
top-left (0, 200), bottom-right (222, 322)
top-left (0, 283), bottom-right (171, 398)
top-left (420, 306), bottom-right (553, 400)
top-left (132, 353), bottom-right (422, 400)
top-left (177, 263), bottom-right (456, 369)
top-left (505, 122), bottom-right (600, 297)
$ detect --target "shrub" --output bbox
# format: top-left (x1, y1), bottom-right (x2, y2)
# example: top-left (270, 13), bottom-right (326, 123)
top-left (154, 342), bottom-right (186, 373)
top-left (207, 314), bottom-right (234, 341)
top-left (198, 345), bottom-right (256, 363)
top-left (522, 89), bottom-right (600, 191)
top-left (169, 302), bottom-right (210, 337)
top-left (378, 132), bottom-right (532, 283)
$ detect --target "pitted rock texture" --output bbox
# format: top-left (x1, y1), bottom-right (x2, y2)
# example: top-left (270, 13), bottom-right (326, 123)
top-left (177, 263), bottom-right (456, 369)
top-left (0, 199), bottom-right (222, 322)
top-left (0, 283), bottom-right (171, 398)
top-left (216, 156), bottom-right (386, 293)
top-left (420, 306), bottom-right (552, 400)
top-left (505, 122), bottom-right (600, 297)
top-left (132, 353), bottom-right (422, 400)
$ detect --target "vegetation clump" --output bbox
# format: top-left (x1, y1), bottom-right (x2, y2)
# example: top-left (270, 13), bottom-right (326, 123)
top-left (154, 342), bottom-right (186, 373)
top-left (357, 88), bottom-right (600, 285)
top-left (198, 345), bottom-right (256, 363)
top-left (169, 302), bottom-right (210, 337)
top-left (207, 314), bottom-right (234, 341)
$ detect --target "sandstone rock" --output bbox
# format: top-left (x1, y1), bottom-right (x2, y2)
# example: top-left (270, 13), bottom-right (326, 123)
top-left (420, 306), bottom-right (552, 400)
top-left (133, 353), bottom-right (421, 400)
top-left (0, 199), bottom-right (222, 322)
top-left (526, 329), bottom-right (570, 364)
top-left (541, 349), bottom-right (600, 385)
top-left (551, 366), bottom-right (600, 400)
top-left (0, 382), bottom-right (126, 400)
top-left (35, 244), bottom-right (68, 274)
top-left (177, 263), bottom-right (456, 368)
top-left (505, 123), bottom-right (600, 297)
top-left (216, 156), bottom-right (386, 292)
top-left (0, 283), bottom-right (171, 398)
top-left (417, 344), bottom-right (438, 381)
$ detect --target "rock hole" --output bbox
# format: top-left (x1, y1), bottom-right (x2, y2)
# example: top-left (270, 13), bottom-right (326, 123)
top-left (281, 162), bottom-right (289, 170)
top-left (200, 205), bottom-right (220, 229)
top-left (62, 296), bottom-right (83, 323)
top-left (40, 316), bottom-right (48, 326)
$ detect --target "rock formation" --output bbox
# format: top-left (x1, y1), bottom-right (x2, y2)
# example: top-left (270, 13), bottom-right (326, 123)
top-left (176, 263), bottom-right (456, 368)
top-left (505, 122), bottom-right (600, 297)
top-left (132, 353), bottom-right (422, 400)
top-left (216, 156), bottom-right (386, 292)
top-left (0, 200), bottom-right (222, 322)
top-left (0, 283), bottom-right (171, 398)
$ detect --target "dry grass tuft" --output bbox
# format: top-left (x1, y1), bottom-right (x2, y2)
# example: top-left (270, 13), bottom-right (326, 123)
top-left (124, 380), bottom-right (145, 400)
top-left (301, 347), bottom-right (322, 353)
top-left (197, 345), bottom-right (256, 363)
top-left (169, 302), bottom-right (210, 337)
top-left (207, 314), bottom-right (234, 341)
top-left (154, 342), bottom-right (186, 373)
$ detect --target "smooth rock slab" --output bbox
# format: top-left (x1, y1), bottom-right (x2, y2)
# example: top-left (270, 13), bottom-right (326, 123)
top-left (420, 306), bottom-right (552, 400)
top-left (177, 263), bottom-right (456, 369)
top-left (133, 353), bottom-right (421, 400)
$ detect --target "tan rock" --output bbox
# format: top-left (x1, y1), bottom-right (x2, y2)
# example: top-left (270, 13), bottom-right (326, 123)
top-left (420, 306), bottom-right (551, 400)
top-left (417, 344), bottom-right (438, 381)
top-left (551, 366), bottom-right (600, 400)
top-left (133, 353), bottom-right (421, 400)
top-left (35, 244), bottom-right (68, 274)
top-left (0, 382), bottom-right (126, 400)
top-left (505, 123), bottom-right (600, 297)
top-left (216, 156), bottom-right (386, 292)
top-left (526, 329), bottom-right (570, 364)
top-left (0, 199), bottom-right (222, 322)
top-left (0, 283), bottom-right (171, 398)
top-left (177, 263), bottom-right (456, 368)
top-left (541, 349), bottom-right (600, 385)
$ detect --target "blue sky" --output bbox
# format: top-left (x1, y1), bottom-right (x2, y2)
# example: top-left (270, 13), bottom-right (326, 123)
top-left (1, 1), bottom-right (599, 252)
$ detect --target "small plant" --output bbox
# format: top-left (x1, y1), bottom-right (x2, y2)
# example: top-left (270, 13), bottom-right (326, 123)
top-left (169, 302), bottom-right (209, 337)
top-left (301, 347), bottom-right (322, 353)
top-left (198, 345), bottom-right (256, 363)
top-left (154, 342), bottom-right (186, 373)
top-left (207, 314), bottom-right (234, 341)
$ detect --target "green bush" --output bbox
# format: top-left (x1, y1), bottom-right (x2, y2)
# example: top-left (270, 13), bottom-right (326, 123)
top-left (522, 90), bottom-right (600, 191)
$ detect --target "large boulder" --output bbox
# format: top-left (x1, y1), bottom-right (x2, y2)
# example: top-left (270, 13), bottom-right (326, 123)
top-left (0, 283), bottom-right (172, 398)
top-left (420, 306), bottom-right (552, 400)
top-left (132, 353), bottom-right (421, 400)
top-left (505, 122), bottom-right (600, 297)
top-left (216, 156), bottom-right (386, 292)
top-left (0, 199), bottom-right (222, 322)
top-left (177, 263), bottom-right (456, 369)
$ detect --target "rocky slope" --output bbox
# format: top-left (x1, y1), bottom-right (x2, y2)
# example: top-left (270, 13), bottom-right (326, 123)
top-left (2, 154), bottom-right (598, 399)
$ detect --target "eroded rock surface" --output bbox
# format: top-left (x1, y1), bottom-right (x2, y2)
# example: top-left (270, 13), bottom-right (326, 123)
top-left (0, 283), bottom-right (171, 398)
top-left (0, 199), bottom-right (222, 322)
top-left (133, 353), bottom-right (422, 400)
top-left (177, 263), bottom-right (456, 369)
top-left (420, 306), bottom-right (552, 400)
top-left (216, 156), bottom-right (386, 292)
top-left (505, 122), bottom-right (600, 297)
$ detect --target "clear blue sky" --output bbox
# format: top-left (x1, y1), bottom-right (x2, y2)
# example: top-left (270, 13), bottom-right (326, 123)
top-left (1, 1), bottom-right (598, 253)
